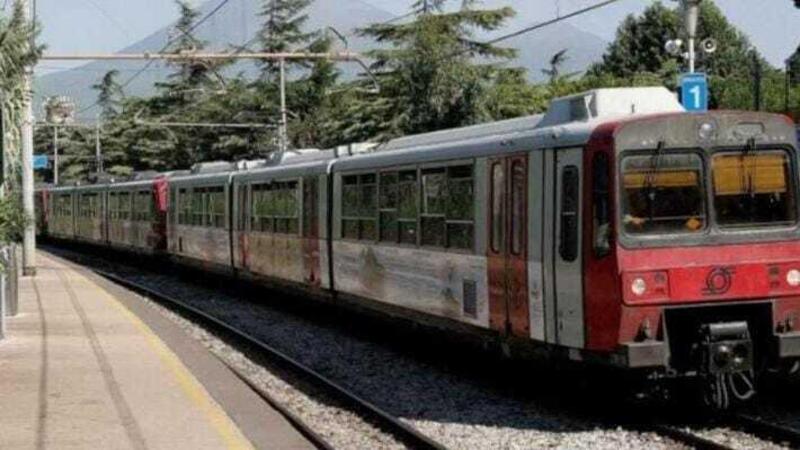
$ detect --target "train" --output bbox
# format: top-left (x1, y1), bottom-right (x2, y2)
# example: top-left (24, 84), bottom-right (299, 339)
top-left (36, 87), bottom-right (800, 408)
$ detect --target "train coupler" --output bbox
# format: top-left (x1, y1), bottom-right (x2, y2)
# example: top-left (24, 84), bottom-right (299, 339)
top-left (697, 321), bottom-right (756, 409)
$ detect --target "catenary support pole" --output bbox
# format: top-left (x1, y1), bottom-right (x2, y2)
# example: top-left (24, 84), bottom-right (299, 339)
top-left (53, 126), bottom-right (59, 185)
top-left (21, 0), bottom-right (37, 277)
top-left (95, 120), bottom-right (102, 174)
top-left (279, 57), bottom-right (288, 154)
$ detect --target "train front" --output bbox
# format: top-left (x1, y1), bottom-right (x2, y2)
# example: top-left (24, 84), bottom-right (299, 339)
top-left (591, 111), bottom-right (800, 406)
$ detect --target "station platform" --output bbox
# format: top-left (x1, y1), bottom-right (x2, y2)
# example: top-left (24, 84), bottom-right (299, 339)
top-left (0, 252), bottom-right (315, 450)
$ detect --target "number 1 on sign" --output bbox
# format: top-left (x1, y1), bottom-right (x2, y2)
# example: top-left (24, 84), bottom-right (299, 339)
top-left (689, 85), bottom-right (702, 109)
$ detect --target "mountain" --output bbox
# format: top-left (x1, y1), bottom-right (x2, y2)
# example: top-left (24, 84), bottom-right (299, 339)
top-left (34, 0), bottom-right (609, 120)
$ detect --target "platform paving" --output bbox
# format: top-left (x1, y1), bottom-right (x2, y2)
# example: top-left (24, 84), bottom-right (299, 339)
top-left (0, 252), bottom-right (314, 450)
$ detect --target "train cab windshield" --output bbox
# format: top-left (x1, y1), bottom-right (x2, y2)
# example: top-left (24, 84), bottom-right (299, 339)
top-left (621, 148), bottom-right (798, 237)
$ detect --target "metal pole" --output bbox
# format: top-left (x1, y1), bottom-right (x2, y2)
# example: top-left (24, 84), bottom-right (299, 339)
top-left (279, 57), bottom-right (288, 154)
top-left (21, 0), bottom-right (37, 277)
top-left (786, 60), bottom-right (791, 114)
top-left (753, 52), bottom-right (763, 111)
top-left (53, 126), bottom-right (59, 185)
top-left (95, 120), bottom-right (102, 174)
top-left (682, 0), bottom-right (700, 74)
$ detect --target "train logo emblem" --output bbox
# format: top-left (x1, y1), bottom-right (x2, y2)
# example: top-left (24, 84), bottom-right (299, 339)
top-left (702, 266), bottom-right (735, 296)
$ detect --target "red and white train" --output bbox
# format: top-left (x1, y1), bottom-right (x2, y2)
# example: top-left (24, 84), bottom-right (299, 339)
top-left (37, 87), bottom-right (800, 406)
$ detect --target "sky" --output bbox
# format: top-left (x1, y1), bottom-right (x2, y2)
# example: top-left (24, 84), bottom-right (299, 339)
top-left (19, 0), bottom-right (800, 76)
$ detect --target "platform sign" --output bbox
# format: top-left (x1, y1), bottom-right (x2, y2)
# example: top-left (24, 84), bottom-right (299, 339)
top-left (681, 73), bottom-right (709, 112)
top-left (33, 155), bottom-right (49, 170)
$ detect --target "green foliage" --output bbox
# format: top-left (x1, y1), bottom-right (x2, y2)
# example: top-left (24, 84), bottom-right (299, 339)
top-left (258, 0), bottom-right (315, 80)
top-left (0, 193), bottom-right (28, 246)
top-left (346, 2), bottom-right (517, 141)
top-left (1, 2), bottom-right (40, 247)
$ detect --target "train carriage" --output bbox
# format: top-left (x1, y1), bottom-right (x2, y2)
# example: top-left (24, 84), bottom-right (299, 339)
top-left (167, 166), bottom-right (234, 272)
top-left (73, 185), bottom-right (106, 245)
top-left (106, 177), bottom-right (169, 253)
top-left (231, 155), bottom-right (334, 291)
top-left (47, 187), bottom-right (76, 240)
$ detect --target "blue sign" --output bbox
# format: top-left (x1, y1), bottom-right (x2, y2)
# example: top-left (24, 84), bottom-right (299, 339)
top-left (681, 73), bottom-right (709, 112)
top-left (33, 155), bottom-right (49, 170)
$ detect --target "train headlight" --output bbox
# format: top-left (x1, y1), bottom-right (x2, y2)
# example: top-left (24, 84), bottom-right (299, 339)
top-left (631, 278), bottom-right (647, 296)
top-left (787, 269), bottom-right (800, 287)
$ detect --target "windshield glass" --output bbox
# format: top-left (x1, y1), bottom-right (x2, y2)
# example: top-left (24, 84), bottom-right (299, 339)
top-left (712, 150), bottom-right (797, 228)
top-left (621, 153), bottom-right (706, 235)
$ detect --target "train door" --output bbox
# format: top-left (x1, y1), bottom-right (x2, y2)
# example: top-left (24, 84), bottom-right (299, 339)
top-left (302, 177), bottom-right (322, 287)
top-left (487, 155), bottom-right (529, 337)
top-left (551, 148), bottom-right (585, 348)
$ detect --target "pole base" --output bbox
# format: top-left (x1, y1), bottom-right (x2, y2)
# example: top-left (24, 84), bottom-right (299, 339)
top-left (23, 267), bottom-right (37, 277)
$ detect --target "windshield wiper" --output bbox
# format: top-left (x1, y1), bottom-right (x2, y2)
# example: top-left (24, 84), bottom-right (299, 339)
top-left (644, 141), bottom-right (666, 222)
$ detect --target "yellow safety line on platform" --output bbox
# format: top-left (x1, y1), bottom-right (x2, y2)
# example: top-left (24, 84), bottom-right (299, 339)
top-left (64, 267), bottom-right (254, 450)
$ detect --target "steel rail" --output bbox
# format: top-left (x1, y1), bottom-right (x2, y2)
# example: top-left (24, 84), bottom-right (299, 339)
top-left (730, 413), bottom-right (800, 448)
top-left (650, 425), bottom-right (735, 450)
top-left (91, 268), bottom-right (447, 450)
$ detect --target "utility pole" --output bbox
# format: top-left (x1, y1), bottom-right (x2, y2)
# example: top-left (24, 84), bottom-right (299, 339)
top-left (279, 57), bottom-right (288, 154)
top-left (53, 126), bottom-right (59, 185)
top-left (95, 119), bottom-right (103, 174)
top-left (21, 0), bottom-right (36, 277)
top-left (753, 52), bottom-right (763, 111)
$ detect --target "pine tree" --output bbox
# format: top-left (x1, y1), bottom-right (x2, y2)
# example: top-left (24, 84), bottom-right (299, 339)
top-left (258, 0), bottom-right (315, 81)
top-left (348, 0), bottom-right (517, 141)
top-left (92, 70), bottom-right (124, 121)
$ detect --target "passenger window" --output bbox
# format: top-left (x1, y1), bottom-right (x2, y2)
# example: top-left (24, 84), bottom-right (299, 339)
top-left (560, 166), bottom-right (580, 262)
top-left (421, 168), bottom-right (446, 247)
top-left (341, 174), bottom-right (378, 241)
top-left (250, 181), bottom-right (299, 235)
top-left (593, 153), bottom-right (611, 257)
top-left (491, 163), bottom-right (504, 253)
top-left (303, 177), bottom-right (318, 238)
top-left (510, 161), bottom-right (526, 255)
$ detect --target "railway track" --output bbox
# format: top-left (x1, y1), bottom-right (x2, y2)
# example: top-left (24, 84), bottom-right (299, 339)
top-left (91, 268), bottom-right (447, 450)
top-left (729, 413), bottom-right (800, 448)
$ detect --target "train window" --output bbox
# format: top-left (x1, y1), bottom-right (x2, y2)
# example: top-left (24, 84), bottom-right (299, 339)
top-left (712, 150), bottom-right (797, 228)
top-left (302, 178), bottom-right (318, 238)
top-left (206, 187), bottom-right (226, 229)
top-left (622, 153), bottom-right (706, 235)
top-left (510, 161), bottom-right (526, 255)
top-left (559, 166), bottom-right (580, 262)
top-left (118, 192), bottom-right (131, 221)
top-left (134, 191), bottom-right (152, 222)
top-left (398, 170), bottom-right (418, 244)
top-left (251, 181), bottom-right (299, 235)
top-left (491, 163), bottom-right (504, 253)
top-left (593, 153), bottom-right (611, 257)
top-left (341, 174), bottom-right (378, 241)
top-left (420, 165), bottom-right (474, 249)
top-left (237, 186), bottom-right (248, 232)
top-left (421, 168), bottom-right (446, 247)
top-left (379, 172), bottom-right (399, 242)
top-left (191, 188), bottom-right (205, 226)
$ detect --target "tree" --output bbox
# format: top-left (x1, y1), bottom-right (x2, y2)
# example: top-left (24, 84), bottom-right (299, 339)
top-left (590, 1), bottom-right (773, 110)
top-left (92, 70), bottom-right (124, 121)
top-left (789, 45), bottom-right (800, 85)
top-left (348, 0), bottom-right (518, 141)
top-left (542, 49), bottom-right (570, 83)
top-left (0, 2), bottom-right (40, 247)
top-left (258, 0), bottom-right (315, 81)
